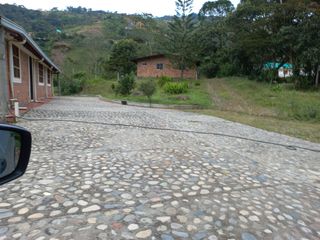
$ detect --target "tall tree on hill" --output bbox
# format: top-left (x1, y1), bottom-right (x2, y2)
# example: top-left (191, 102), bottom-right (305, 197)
top-left (106, 39), bottom-right (138, 77)
top-left (165, 0), bottom-right (196, 79)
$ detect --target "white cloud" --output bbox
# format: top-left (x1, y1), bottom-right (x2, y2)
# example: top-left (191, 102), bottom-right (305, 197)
top-left (1, 0), bottom-right (240, 16)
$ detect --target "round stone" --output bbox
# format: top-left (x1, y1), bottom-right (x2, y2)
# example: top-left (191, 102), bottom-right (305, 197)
top-left (136, 229), bottom-right (152, 239)
top-left (28, 213), bottom-right (44, 219)
top-left (241, 232), bottom-right (257, 240)
top-left (157, 216), bottom-right (171, 223)
top-left (82, 205), bottom-right (101, 213)
top-left (121, 193), bottom-right (133, 200)
top-left (240, 210), bottom-right (249, 216)
top-left (97, 225), bottom-right (108, 231)
top-left (78, 200), bottom-right (88, 206)
top-left (50, 210), bottom-right (62, 217)
top-left (200, 189), bottom-right (210, 195)
top-left (18, 208), bottom-right (29, 215)
top-left (128, 224), bottom-right (139, 231)
top-left (67, 207), bottom-right (79, 214)
top-left (248, 216), bottom-right (259, 222)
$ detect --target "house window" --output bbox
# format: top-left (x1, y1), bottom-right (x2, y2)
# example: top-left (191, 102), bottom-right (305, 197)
top-left (39, 63), bottom-right (44, 84)
top-left (156, 63), bottom-right (163, 70)
top-left (12, 45), bottom-right (21, 80)
top-left (47, 69), bottom-right (51, 85)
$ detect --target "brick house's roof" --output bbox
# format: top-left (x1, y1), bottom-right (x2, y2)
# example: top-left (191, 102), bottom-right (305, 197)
top-left (0, 16), bottom-right (61, 73)
top-left (133, 54), bottom-right (165, 63)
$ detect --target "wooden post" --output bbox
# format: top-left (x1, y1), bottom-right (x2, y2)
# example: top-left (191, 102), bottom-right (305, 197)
top-left (0, 27), bottom-right (9, 120)
top-left (58, 74), bottom-right (61, 96)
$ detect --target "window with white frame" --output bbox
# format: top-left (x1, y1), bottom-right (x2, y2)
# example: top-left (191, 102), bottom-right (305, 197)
top-left (39, 63), bottom-right (44, 84)
top-left (12, 45), bottom-right (21, 81)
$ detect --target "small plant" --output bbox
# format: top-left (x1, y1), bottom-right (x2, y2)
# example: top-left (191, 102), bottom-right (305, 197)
top-left (270, 84), bottom-right (282, 92)
top-left (158, 76), bottom-right (173, 87)
top-left (111, 83), bottom-right (115, 90)
top-left (195, 82), bottom-right (201, 86)
top-left (115, 73), bottom-right (135, 96)
top-left (139, 80), bottom-right (156, 107)
top-left (163, 82), bottom-right (188, 94)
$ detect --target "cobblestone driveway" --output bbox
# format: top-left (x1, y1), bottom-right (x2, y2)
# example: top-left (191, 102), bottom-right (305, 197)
top-left (0, 97), bottom-right (319, 240)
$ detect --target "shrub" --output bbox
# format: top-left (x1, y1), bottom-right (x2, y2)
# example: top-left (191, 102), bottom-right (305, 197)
top-left (294, 76), bottom-right (314, 90)
top-left (59, 72), bottom-right (86, 95)
top-left (139, 80), bottom-right (156, 107)
top-left (195, 82), bottom-right (201, 86)
top-left (115, 73), bottom-right (135, 95)
top-left (158, 76), bottom-right (173, 87)
top-left (217, 63), bottom-right (236, 77)
top-left (163, 82), bottom-right (188, 94)
top-left (270, 84), bottom-right (283, 92)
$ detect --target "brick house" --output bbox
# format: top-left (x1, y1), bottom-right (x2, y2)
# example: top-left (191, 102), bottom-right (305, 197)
top-left (0, 16), bottom-right (60, 119)
top-left (134, 54), bottom-right (196, 79)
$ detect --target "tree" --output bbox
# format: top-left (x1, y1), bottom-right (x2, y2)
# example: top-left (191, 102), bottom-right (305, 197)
top-left (165, 0), bottom-right (196, 79)
top-left (115, 73), bottom-right (136, 96)
top-left (199, 0), bottom-right (235, 18)
top-left (139, 80), bottom-right (156, 107)
top-left (196, 0), bottom-right (234, 77)
top-left (106, 39), bottom-right (138, 77)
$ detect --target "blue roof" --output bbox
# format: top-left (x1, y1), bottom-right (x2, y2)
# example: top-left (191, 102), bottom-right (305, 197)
top-left (264, 62), bottom-right (293, 69)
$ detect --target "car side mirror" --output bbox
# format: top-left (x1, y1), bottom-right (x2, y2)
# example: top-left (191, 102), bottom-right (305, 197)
top-left (0, 124), bottom-right (31, 185)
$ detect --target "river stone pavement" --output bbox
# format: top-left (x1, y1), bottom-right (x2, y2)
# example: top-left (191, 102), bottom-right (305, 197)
top-left (0, 96), bottom-right (319, 240)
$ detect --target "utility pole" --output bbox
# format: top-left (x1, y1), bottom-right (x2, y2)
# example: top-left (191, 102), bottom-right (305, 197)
top-left (0, 27), bottom-right (9, 121)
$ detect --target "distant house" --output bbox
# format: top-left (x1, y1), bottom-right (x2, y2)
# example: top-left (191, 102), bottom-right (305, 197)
top-left (0, 16), bottom-right (60, 119)
top-left (134, 54), bottom-right (197, 79)
top-left (264, 62), bottom-right (293, 78)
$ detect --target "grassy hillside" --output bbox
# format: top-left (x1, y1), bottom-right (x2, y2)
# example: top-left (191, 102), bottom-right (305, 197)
top-left (0, 4), bottom-right (167, 79)
top-left (196, 78), bottom-right (320, 143)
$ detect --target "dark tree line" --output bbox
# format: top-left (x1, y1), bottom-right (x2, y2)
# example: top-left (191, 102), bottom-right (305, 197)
top-left (165, 0), bottom-right (320, 88)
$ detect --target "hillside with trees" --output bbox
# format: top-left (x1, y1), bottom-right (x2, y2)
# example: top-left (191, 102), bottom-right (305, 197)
top-left (1, 1), bottom-right (319, 90)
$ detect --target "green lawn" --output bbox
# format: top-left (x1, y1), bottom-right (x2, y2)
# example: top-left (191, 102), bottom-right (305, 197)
top-left (81, 76), bottom-right (320, 143)
top-left (82, 78), bottom-right (211, 107)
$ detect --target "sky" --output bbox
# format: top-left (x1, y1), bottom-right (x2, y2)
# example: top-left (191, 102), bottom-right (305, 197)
top-left (0, 0), bottom-right (241, 17)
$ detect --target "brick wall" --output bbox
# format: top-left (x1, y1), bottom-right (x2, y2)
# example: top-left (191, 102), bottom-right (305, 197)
top-left (12, 50), bottom-right (30, 107)
top-left (137, 56), bottom-right (196, 79)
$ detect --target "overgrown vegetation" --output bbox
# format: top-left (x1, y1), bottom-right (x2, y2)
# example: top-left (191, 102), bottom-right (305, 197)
top-left (163, 82), bottom-right (189, 94)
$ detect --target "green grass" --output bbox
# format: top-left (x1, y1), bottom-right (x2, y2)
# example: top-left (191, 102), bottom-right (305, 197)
top-left (81, 76), bottom-right (320, 143)
top-left (82, 78), bottom-right (211, 107)
top-left (205, 77), bottom-right (320, 122)
top-left (191, 109), bottom-right (320, 143)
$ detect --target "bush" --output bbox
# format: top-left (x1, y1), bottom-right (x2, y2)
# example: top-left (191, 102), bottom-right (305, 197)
top-left (217, 63), bottom-right (236, 77)
top-left (58, 72), bottom-right (86, 95)
top-left (115, 73), bottom-right (135, 95)
top-left (163, 82), bottom-right (188, 94)
top-left (139, 80), bottom-right (156, 106)
top-left (294, 76), bottom-right (314, 90)
top-left (195, 82), bottom-right (201, 86)
top-left (158, 76), bottom-right (173, 87)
